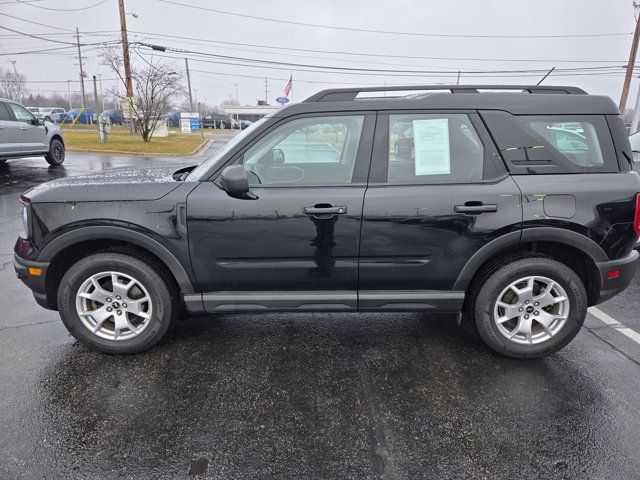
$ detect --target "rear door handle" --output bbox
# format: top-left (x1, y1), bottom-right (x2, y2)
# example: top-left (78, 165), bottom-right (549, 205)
top-left (19, 126), bottom-right (27, 130)
top-left (454, 203), bottom-right (498, 214)
top-left (303, 205), bottom-right (347, 216)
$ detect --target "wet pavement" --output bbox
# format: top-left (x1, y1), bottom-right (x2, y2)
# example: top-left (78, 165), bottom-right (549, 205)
top-left (1, 150), bottom-right (640, 479)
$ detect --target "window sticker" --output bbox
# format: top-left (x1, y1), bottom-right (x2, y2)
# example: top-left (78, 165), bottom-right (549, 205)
top-left (412, 118), bottom-right (451, 175)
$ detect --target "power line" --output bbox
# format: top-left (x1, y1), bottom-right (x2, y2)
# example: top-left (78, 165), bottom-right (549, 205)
top-left (15, 0), bottom-right (109, 11)
top-left (140, 49), bottom-right (627, 80)
top-left (0, 12), bottom-right (74, 31)
top-left (128, 30), bottom-right (631, 64)
top-left (157, 0), bottom-right (633, 39)
top-left (136, 42), bottom-right (626, 76)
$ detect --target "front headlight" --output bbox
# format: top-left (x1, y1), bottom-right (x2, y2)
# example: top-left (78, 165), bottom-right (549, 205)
top-left (20, 197), bottom-right (31, 239)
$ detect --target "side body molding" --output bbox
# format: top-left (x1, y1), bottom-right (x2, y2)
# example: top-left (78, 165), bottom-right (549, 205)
top-left (453, 227), bottom-right (608, 290)
top-left (37, 226), bottom-right (196, 294)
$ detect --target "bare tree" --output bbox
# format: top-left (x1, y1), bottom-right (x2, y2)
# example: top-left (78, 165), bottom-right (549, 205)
top-left (102, 46), bottom-right (184, 142)
top-left (0, 67), bottom-right (28, 102)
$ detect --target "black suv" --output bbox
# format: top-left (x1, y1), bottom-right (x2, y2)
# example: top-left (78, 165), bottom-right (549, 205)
top-left (14, 85), bottom-right (640, 358)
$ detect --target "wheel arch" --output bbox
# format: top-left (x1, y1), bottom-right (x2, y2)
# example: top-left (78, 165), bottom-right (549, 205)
top-left (455, 227), bottom-right (605, 307)
top-left (50, 133), bottom-right (65, 146)
top-left (39, 226), bottom-right (195, 309)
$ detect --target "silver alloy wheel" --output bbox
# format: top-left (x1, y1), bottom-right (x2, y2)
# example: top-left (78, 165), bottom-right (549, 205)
top-left (493, 275), bottom-right (570, 345)
top-left (75, 271), bottom-right (153, 341)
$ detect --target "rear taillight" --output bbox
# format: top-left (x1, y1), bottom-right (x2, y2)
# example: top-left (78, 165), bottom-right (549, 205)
top-left (634, 193), bottom-right (640, 238)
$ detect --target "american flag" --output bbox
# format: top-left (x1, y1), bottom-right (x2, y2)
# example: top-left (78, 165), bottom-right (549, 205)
top-left (284, 75), bottom-right (293, 97)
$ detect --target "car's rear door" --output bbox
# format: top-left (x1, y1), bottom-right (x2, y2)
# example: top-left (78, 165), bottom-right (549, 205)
top-left (358, 111), bottom-right (522, 310)
top-left (187, 112), bottom-right (375, 312)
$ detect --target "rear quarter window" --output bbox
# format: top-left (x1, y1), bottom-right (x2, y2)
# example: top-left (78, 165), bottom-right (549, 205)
top-left (481, 111), bottom-right (619, 174)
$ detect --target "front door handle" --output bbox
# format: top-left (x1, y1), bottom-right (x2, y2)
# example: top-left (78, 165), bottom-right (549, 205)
top-left (303, 205), bottom-right (347, 216)
top-left (19, 126), bottom-right (28, 130)
top-left (454, 203), bottom-right (498, 214)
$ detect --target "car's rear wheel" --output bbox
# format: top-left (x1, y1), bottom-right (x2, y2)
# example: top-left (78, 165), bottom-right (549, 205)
top-left (473, 256), bottom-right (587, 359)
top-left (45, 138), bottom-right (65, 166)
top-left (57, 253), bottom-right (176, 354)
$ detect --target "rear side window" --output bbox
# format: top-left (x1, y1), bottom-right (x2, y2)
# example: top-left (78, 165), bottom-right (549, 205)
top-left (522, 117), bottom-right (604, 168)
top-left (387, 113), bottom-right (484, 184)
top-left (481, 111), bottom-right (618, 174)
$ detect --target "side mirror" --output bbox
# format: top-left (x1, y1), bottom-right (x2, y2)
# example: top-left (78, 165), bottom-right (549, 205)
top-left (272, 148), bottom-right (285, 164)
top-left (35, 118), bottom-right (44, 126)
top-left (220, 165), bottom-right (255, 199)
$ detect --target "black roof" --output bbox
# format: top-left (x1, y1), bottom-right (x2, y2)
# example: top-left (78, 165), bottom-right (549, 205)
top-left (272, 85), bottom-right (620, 117)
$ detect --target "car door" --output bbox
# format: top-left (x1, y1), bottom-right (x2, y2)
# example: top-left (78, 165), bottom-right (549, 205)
top-left (358, 111), bottom-right (522, 310)
top-left (6, 102), bottom-right (48, 153)
top-left (0, 102), bottom-right (21, 156)
top-left (187, 112), bottom-right (375, 312)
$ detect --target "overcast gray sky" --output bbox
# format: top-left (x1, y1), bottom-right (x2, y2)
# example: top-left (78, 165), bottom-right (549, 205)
top-left (1, 0), bottom-right (639, 108)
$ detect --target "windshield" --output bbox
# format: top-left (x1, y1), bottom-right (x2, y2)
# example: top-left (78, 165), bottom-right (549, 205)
top-left (187, 117), bottom-right (269, 181)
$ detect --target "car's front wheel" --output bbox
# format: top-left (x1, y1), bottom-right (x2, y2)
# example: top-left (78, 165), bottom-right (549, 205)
top-left (473, 256), bottom-right (587, 359)
top-left (45, 138), bottom-right (65, 166)
top-left (57, 252), bottom-right (176, 354)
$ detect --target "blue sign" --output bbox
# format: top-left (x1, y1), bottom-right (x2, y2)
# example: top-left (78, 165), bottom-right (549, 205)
top-left (190, 118), bottom-right (201, 131)
top-left (275, 96), bottom-right (290, 104)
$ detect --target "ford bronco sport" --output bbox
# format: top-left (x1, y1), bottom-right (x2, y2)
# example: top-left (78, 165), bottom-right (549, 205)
top-left (14, 85), bottom-right (640, 357)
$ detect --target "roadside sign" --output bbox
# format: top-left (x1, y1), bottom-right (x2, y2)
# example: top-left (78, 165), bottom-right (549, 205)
top-left (275, 96), bottom-right (290, 105)
top-left (180, 112), bottom-right (201, 133)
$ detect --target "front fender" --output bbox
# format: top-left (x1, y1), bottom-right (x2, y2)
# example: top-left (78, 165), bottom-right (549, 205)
top-left (37, 225), bottom-right (196, 294)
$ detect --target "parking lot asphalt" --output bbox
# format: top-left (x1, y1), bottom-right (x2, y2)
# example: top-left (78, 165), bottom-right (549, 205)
top-left (1, 150), bottom-right (640, 479)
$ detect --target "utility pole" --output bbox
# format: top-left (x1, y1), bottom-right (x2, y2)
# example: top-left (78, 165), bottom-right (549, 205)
top-left (66, 80), bottom-right (72, 110)
top-left (264, 77), bottom-right (268, 103)
top-left (619, 2), bottom-right (640, 116)
top-left (185, 58), bottom-right (193, 111)
top-left (118, 0), bottom-right (135, 133)
top-left (75, 28), bottom-right (87, 108)
top-left (92, 75), bottom-right (99, 112)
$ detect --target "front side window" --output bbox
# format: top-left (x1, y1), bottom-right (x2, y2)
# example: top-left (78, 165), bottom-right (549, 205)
top-left (8, 103), bottom-right (35, 123)
top-left (243, 115), bottom-right (365, 186)
top-left (387, 113), bottom-right (484, 184)
top-left (0, 103), bottom-right (12, 121)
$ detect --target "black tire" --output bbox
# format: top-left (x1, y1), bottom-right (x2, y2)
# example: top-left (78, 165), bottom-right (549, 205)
top-left (473, 256), bottom-right (587, 359)
top-left (57, 253), bottom-right (176, 354)
top-left (45, 138), bottom-right (65, 166)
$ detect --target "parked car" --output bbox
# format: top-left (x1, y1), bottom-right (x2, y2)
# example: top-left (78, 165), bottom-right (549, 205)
top-left (201, 113), bottom-right (236, 129)
top-left (26, 107), bottom-right (67, 123)
top-left (239, 119), bottom-right (253, 129)
top-left (62, 107), bottom-right (96, 124)
top-left (629, 130), bottom-right (640, 163)
top-left (0, 98), bottom-right (65, 166)
top-left (101, 109), bottom-right (124, 126)
top-left (13, 85), bottom-right (640, 357)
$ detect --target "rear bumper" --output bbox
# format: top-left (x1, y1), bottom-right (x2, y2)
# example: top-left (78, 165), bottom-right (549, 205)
top-left (13, 254), bottom-right (53, 310)
top-left (594, 250), bottom-right (639, 304)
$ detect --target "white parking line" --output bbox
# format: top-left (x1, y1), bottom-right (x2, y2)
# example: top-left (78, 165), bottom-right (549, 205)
top-left (588, 307), bottom-right (640, 345)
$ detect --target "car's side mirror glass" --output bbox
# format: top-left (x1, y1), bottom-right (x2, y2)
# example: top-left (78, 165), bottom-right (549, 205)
top-left (219, 165), bottom-right (256, 199)
top-left (272, 148), bottom-right (285, 164)
top-left (633, 151), bottom-right (640, 163)
top-left (36, 118), bottom-right (44, 126)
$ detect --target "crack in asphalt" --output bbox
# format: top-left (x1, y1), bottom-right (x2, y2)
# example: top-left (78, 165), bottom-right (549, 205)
top-left (585, 326), bottom-right (640, 367)
top-left (354, 345), bottom-right (392, 480)
top-left (0, 319), bottom-right (59, 332)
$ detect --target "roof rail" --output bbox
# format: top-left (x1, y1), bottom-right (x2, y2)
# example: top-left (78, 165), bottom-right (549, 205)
top-left (304, 85), bottom-right (588, 102)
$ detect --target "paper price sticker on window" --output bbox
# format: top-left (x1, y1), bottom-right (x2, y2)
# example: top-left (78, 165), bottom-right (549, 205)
top-left (412, 118), bottom-right (451, 175)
